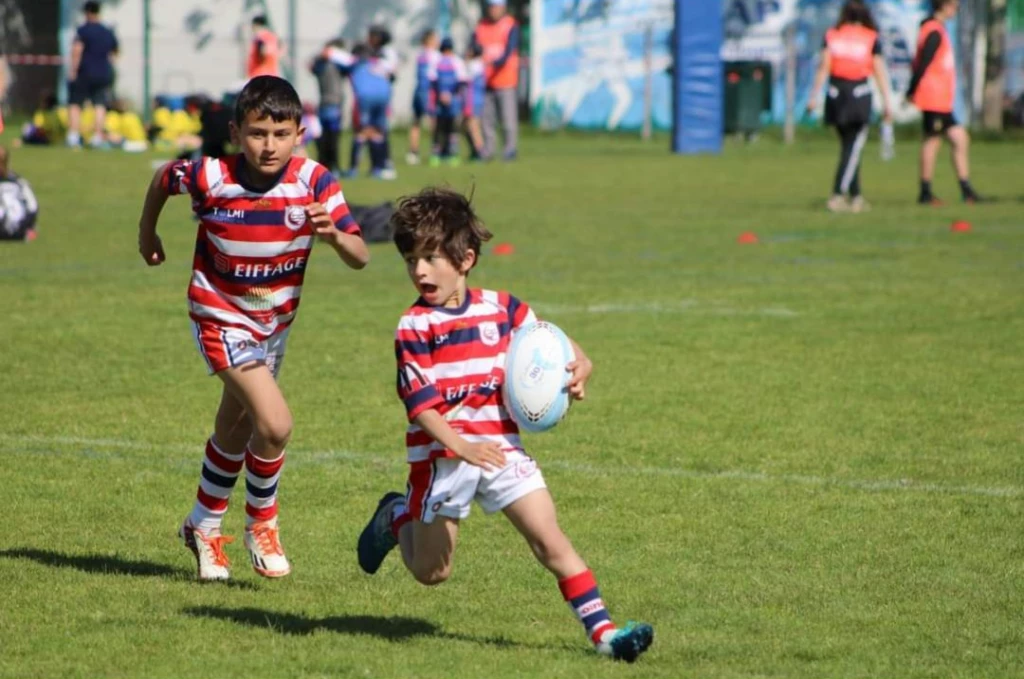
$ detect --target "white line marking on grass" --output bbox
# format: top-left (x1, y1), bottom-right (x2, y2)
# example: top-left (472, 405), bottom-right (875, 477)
top-left (2, 434), bottom-right (1019, 499)
top-left (534, 300), bottom-right (801, 317)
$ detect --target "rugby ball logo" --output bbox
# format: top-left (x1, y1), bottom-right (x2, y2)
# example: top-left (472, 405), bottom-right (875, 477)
top-left (502, 321), bottom-right (575, 433)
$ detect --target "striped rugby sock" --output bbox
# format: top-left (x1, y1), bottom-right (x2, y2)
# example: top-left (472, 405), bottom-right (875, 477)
top-left (189, 437), bottom-right (244, 533)
top-left (390, 500), bottom-right (411, 539)
top-left (244, 448), bottom-right (284, 527)
top-left (559, 569), bottom-right (616, 645)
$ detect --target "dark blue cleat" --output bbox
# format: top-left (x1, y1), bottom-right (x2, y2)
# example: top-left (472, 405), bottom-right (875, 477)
top-left (357, 491), bottom-right (404, 574)
top-left (602, 622), bottom-right (654, 663)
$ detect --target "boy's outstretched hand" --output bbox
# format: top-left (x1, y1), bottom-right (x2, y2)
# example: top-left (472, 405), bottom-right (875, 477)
top-left (566, 355), bottom-right (593, 401)
top-left (138, 232), bottom-right (165, 266)
top-left (307, 202), bottom-right (339, 242)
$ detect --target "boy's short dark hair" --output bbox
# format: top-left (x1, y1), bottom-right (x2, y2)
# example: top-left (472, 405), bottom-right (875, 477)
top-left (83, 1), bottom-right (100, 14)
top-left (234, 76), bottom-right (302, 125)
top-left (252, 14), bottom-right (269, 27)
top-left (392, 187), bottom-right (493, 270)
top-left (932, 0), bottom-right (956, 11)
top-left (420, 29), bottom-right (437, 44)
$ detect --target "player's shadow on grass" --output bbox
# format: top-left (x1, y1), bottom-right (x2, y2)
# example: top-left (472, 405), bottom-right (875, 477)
top-left (0, 548), bottom-right (257, 590)
top-left (184, 605), bottom-right (565, 651)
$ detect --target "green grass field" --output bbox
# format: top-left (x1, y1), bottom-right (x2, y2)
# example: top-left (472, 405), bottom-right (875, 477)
top-left (1, 131), bottom-right (1022, 678)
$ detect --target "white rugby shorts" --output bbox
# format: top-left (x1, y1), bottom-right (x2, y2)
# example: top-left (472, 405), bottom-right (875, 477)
top-left (406, 449), bottom-right (547, 522)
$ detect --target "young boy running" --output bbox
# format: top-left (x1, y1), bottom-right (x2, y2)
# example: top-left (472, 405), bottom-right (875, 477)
top-left (356, 187), bottom-right (654, 662)
top-left (137, 75), bottom-right (369, 581)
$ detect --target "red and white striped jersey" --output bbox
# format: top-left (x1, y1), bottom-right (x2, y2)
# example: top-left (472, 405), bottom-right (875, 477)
top-left (162, 155), bottom-right (361, 340)
top-left (396, 288), bottom-right (537, 462)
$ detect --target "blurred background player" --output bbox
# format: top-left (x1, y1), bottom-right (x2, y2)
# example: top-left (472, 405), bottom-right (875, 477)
top-left (66, 1), bottom-right (119, 149)
top-left (807, 0), bottom-right (893, 213)
top-left (136, 76), bottom-right (369, 582)
top-left (907, 0), bottom-right (983, 205)
top-left (0, 146), bottom-right (39, 242)
top-left (367, 25), bottom-right (399, 176)
top-left (408, 29), bottom-right (440, 166)
top-left (311, 38), bottom-right (347, 175)
top-left (329, 43), bottom-right (397, 180)
top-left (473, 0), bottom-right (520, 161)
top-left (247, 15), bottom-right (281, 80)
top-left (296, 102), bottom-right (322, 158)
top-left (429, 37), bottom-right (467, 167)
top-left (356, 187), bottom-right (654, 663)
top-left (463, 43), bottom-right (486, 162)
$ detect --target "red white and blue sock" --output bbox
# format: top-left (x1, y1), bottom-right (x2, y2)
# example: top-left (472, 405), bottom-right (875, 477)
top-left (390, 500), bottom-right (411, 539)
top-left (189, 437), bottom-right (244, 533)
top-left (559, 569), bottom-right (616, 645)
top-left (244, 448), bottom-right (284, 527)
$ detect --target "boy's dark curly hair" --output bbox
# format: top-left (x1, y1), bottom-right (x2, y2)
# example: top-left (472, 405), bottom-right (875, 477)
top-left (392, 187), bottom-right (493, 270)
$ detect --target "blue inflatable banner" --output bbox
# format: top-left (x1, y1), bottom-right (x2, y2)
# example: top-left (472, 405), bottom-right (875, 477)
top-left (531, 0), bottom-right (980, 130)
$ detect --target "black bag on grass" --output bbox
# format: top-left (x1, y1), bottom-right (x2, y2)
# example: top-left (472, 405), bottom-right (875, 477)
top-left (349, 202), bottom-right (394, 243)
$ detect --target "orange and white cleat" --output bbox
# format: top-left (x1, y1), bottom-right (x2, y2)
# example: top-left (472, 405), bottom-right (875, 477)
top-left (244, 519), bottom-right (291, 578)
top-left (179, 520), bottom-right (233, 581)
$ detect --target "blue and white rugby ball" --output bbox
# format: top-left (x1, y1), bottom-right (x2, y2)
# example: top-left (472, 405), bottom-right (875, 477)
top-left (503, 321), bottom-right (576, 433)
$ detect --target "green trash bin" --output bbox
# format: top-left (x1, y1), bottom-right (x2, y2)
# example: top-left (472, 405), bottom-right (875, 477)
top-left (723, 61), bottom-right (773, 137)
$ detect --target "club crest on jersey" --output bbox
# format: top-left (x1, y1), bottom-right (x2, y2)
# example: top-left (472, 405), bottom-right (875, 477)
top-left (479, 321), bottom-right (500, 346)
top-left (285, 205), bottom-right (307, 230)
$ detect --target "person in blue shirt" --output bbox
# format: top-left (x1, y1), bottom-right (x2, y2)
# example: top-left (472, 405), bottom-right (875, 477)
top-left (367, 26), bottom-right (398, 177)
top-left (67, 1), bottom-right (119, 149)
top-left (429, 37), bottom-right (468, 166)
top-left (407, 29), bottom-right (440, 165)
top-left (328, 43), bottom-right (396, 180)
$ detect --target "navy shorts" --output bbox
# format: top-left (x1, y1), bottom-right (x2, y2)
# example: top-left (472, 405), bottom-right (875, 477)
top-left (354, 99), bottom-right (388, 132)
top-left (412, 92), bottom-right (430, 122)
top-left (69, 78), bottom-right (112, 107)
top-left (318, 104), bottom-right (342, 134)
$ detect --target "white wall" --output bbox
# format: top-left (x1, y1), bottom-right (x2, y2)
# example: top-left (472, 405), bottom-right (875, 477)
top-left (95, 0), bottom-right (481, 123)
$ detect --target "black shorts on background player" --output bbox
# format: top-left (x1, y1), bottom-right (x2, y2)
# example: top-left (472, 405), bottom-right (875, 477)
top-left (68, 78), bottom-right (112, 108)
top-left (921, 111), bottom-right (957, 136)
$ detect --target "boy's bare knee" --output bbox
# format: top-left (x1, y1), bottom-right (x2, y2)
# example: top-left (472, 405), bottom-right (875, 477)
top-left (411, 563), bottom-right (451, 586)
top-left (528, 531), bottom-right (572, 565)
top-left (256, 413), bottom-right (293, 449)
top-left (216, 408), bottom-right (249, 435)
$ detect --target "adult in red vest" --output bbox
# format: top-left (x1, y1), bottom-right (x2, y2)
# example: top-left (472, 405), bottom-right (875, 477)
top-left (807, 0), bottom-right (893, 213)
top-left (473, 0), bottom-right (520, 161)
top-left (248, 15), bottom-right (282, 80)
top-left (907, 0), bottom-right (983, 204)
